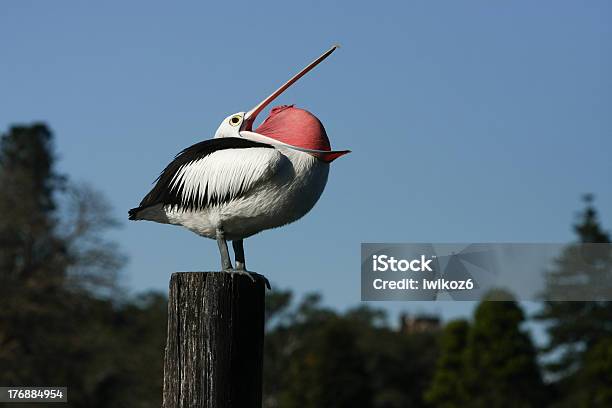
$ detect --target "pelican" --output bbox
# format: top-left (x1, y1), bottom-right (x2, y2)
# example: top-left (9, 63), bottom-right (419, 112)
top-left (129, 45), bottom-right (349, 286)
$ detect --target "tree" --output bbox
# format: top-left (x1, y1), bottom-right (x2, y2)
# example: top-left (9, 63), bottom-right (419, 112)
top-left (263, 291), bottom-right (439, 408)
top-left (536, 195), bottom-right (612, 406)
top-left (264, 293), bottom-right (371, 408)
top-left (536, 195), bottom-right (611, 371)
top-left (463, 290), bottom-right (545, 407)
top-left (346, 306), bottom-right (438, 408)
top-left (0, 124), bottom-right (72, 387)
top-left (0, 123), bottom-right (165, 407)
top-left (279, 316), bottom-right (372, 408)
top-left (424, 320), bottom-right (470, 407)
top-left (0, 123), bottom-right (66, 288)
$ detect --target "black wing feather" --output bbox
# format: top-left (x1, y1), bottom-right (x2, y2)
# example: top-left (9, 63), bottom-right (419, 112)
top-left (129, 138), bottom-right (273, 218)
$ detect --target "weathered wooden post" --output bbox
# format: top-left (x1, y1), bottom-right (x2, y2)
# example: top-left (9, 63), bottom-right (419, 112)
top-left (162, 272), bottom-right (265, 408)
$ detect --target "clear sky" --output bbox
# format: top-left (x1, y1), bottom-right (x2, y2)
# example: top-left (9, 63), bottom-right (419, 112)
top-left (2, 1), bottom-right (611, 325)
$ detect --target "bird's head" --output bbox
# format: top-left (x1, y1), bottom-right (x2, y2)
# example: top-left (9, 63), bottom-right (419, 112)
top-left (214, 45), bottom-right (350, 163)
top-left (214, 112), bottom-right (247, 139)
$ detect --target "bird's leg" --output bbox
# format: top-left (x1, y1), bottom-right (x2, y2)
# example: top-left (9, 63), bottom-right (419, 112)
top-left (216, 227), bottom-right (233, 271)
top-left (231, 239), bottom-right (271, 290)
top-left (232, 239), bottom-right (246, 271)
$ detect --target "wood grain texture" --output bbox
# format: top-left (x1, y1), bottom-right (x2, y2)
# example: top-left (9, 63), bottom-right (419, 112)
top-left (162, 272), bottom-right (265, 408)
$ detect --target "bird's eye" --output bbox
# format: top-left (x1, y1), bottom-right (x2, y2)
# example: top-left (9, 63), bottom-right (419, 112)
top-left (229, 115), bottom-right (242, 126)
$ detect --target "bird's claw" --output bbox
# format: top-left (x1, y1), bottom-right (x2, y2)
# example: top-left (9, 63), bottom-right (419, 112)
top-left (224, 269), bottom-right (271, 290)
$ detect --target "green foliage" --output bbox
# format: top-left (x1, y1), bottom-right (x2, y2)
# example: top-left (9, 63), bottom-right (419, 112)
top-left (426, 292), bottom-right (544, 408)
top-left (0, 124), bottom-right (66, 289)
top-left (572, 337), bottom-right (612, 407)
top-left (0, 124), bottom-right (165, 407)
top-left (464, 291), bottom-right (545, 407)
top-left (424, 320), bottom-right (469, 407)
top-left (279, 316), bottom-right (372, 408)
top-left (574, 194), bottom-right (610, 244)
top-left (536, 195), bottom-right (612, 406)
top-left (263, 293), bottom-right (438, 408)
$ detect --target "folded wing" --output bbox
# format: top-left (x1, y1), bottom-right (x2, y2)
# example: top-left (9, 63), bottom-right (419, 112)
top-left (129, 138), bottom-right (282, 218)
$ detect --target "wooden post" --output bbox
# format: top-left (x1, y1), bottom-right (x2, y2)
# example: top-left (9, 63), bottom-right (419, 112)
top-left (162, 272), bottom-right (265, 408)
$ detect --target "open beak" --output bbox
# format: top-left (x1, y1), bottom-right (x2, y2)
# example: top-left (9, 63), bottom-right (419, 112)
top-left (240, 44), bottom-right (350, 163)
top-left (243, 45), bottom-right (339, 131)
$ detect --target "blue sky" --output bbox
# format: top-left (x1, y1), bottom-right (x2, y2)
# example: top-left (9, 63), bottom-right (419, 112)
top-left (2, 1), bottom-right (610, 325)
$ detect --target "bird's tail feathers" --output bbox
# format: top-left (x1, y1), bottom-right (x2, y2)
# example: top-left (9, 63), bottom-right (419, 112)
top-left (128, 207), bottom-right (143, 220)
top-left (128, 204), bottom-right (168, 223)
